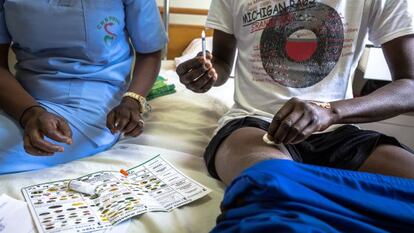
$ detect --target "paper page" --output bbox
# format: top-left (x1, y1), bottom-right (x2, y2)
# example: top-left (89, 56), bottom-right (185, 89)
top-left (22, 155), bottom-right (211, 233)
top-left (0, 194), bottom-right (36, 233)
top-left (78, 171), bottom-right (159, 225)
top-left (127, 155), bottom-right (211, 211)
top-left (22, 180), bottom-right (112, 233)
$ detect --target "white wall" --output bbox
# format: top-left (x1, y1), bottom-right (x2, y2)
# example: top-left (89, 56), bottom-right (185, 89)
top-left (156, 0), bottom-right (211, 26)
top-left (156, 0), bottom-right (211, 9)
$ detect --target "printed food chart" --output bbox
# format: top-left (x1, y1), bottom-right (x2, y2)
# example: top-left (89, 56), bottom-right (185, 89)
top-left (21, 155), bottom-right (211, 233)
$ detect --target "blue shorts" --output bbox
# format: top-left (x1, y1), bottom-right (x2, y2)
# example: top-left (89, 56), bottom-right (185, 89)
top-left (212, 159), bottom-right (414, 233)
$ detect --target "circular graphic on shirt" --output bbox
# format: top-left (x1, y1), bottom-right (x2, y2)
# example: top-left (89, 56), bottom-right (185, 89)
top-left (260, 2), bottom-right (344, 88)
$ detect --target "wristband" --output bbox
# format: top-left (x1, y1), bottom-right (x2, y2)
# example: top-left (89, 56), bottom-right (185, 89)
top-left (309, 101), bottom-right (331, 109)
top-left (122, 92), bottom-right (151, 113)
top-left (19, 105), bottom-right (45, 128)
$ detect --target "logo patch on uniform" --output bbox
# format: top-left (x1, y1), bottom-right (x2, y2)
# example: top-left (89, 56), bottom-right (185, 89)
top-left (97, 16), bottom-right (120, 45)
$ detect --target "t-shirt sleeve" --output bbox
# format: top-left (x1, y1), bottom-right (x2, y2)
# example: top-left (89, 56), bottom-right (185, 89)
top-left (368, 0), bottom-right (414, 46)
top-left (205, 0), bottom-right (234, 34)
top-left (0, 0), bottom-right (11, 43)
top-left (123, 0), bottom-right (168, 53)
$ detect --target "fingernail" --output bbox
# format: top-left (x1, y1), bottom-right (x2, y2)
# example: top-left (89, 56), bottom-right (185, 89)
top-left (67, 139), bottom-right (72, 144)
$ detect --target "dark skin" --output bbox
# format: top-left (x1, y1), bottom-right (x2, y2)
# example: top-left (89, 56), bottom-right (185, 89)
top-left (106, 50), bottom-right (162, 137)
top-left (177, 30), bottom-right (414, 184)
top-left (0, 42), bottom-right (161, 156)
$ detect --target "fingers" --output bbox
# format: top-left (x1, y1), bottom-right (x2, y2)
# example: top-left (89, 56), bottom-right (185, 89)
top-left (123, 114), bottom-right (143, 135)
top-left (290, 122), bottom-right (319, 145)
top-left (114, 111), bottom-right (130, 133)
top-left (107, 106), bottom-right (144, 137)
top-left (268, 99), bottom-right (296, 141)
top-left (177, 55), bottom-right (217, 93)
top-left (185, 68), bottom-right (217, 93)
top-left (124, 121), bottom-right (144, 137)
top-left (180, 67), bottom-right (208, 85)
top-left (24, 134), bottom-right (51, 156)
top-left (42, 119), bottom-right (73, 145)
top-left (206, 52), bottom-right (213, 60)
top-left (283, 111), bottom-right (312, 144)
top-left (176, 56), bottom-right (205, 76)
top-left (272, 108), bottom-right (303, 144)
top-left (106, 110), bottom-right (116, 133)
top-left (268, 98), bottom-right (332, 145)
top-left (22, 111), bottom-right (72, 156)
top-left (24, 131), bottom-right (63, 156)
top-left (57, 119), bottom-right (73, 144)
top-left (289, 108), bottom-right (322, 144)
top-left (198, 72), bottom-right (217, 93)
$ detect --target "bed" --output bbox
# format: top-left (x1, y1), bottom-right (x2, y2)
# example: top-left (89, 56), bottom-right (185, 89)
top-left (2, 3), bottom-right (413, 233)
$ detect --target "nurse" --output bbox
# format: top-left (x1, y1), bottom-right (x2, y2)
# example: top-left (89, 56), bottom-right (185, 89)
top-left (0, 0), bottom-right (168, 174)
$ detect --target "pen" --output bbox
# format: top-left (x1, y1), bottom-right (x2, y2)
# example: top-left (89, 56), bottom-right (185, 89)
top-left (201, 30), bottom-right (206, 59)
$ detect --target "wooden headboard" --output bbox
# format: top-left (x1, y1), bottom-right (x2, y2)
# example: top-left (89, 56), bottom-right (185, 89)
top-left (159, 7), bottom-right (213, 60)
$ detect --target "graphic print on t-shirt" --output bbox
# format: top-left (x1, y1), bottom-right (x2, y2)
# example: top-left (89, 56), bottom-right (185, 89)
top-left (243, 1), bottom-right (345, 88)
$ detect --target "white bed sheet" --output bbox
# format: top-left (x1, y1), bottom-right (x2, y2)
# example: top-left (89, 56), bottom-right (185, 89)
top-left (0, 61), bottom-right (234, 233)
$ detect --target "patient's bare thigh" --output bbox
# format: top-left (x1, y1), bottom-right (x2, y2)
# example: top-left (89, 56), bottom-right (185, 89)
top-left (359, 144), bottom-right (414, 179)
top-left (214, 127), bottom-right (292, 185)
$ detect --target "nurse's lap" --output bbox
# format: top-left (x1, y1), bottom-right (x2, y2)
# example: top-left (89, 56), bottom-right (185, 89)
top-left (0, 111), bottom-right (113, 174)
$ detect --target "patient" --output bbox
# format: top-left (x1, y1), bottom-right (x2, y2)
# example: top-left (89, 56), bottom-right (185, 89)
top-left (0, 0), bottom-right (167, 174)
top-left (177, 0), bottom-right (414, 231)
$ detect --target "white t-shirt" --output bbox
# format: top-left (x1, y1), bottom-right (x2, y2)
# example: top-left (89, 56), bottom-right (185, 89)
top-left (206, 0), bottom-right (414, 131)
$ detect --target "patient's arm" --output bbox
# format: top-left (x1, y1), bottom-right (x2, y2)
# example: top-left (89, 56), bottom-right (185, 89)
top-left (267, 35), bottom-right (414, 145)
top-left (331, 35), bottom-right (414, 123)
top-left (176, 30), bottom-right (237, 92)
top-left (211, 30), bottom-right (237, 86)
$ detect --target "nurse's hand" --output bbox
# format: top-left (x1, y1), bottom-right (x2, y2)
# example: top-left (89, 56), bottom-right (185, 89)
top-left (106, 98), bottom-right (144, 137)
top-left (22, 107), bottom-right (73, 156)
top-left (176, 53), bottom-right (218, 93)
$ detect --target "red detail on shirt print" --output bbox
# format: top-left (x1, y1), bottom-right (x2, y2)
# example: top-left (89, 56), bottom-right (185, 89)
top-left (285, 39), bottom-right (318, 62)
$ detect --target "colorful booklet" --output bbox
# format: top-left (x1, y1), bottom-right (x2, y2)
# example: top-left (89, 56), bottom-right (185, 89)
top-left (22, 155), bottom-right (211, 233)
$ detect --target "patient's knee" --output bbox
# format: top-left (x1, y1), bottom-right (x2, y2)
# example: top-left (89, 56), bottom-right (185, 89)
top-left (215, 127), bottom-right (291, 184)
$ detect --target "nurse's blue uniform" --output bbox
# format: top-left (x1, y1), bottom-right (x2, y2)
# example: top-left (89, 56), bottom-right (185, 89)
top-left (0, 0), bottom-right (167, 174)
